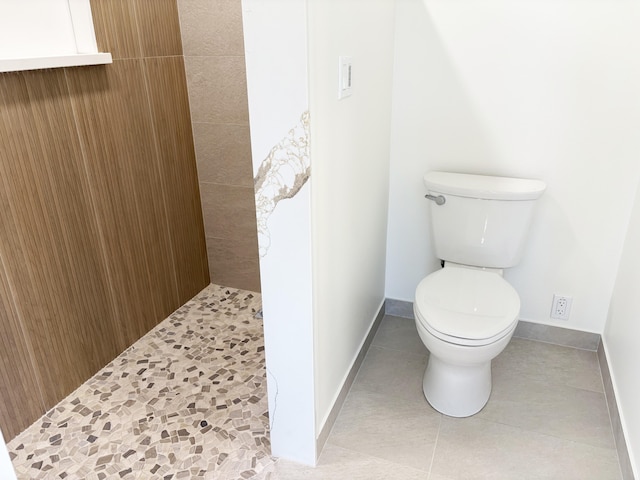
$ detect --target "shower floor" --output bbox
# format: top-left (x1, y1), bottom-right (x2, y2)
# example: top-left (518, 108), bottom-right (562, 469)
top-left (8, 284), bottom-right (275, 480)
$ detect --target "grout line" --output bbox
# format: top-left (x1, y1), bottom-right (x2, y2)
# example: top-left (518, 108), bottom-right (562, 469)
top-left (191, 121), bottom-right (249, 127)
top-left (427, 414), bottom-right (442, 480)
top-left (198, 180), bottom-right (256, 189)
top-left (109, 55), bottom-right (186, 61)
top-left (182, 54), bottom-right (246, 59)
top-left (511, 335), bottom-right (599, 353)
top-left (367, 343), bottom-right (429, 360)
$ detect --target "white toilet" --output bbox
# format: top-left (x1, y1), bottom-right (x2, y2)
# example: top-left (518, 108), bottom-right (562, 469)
top-left (414, 171), bottom-right (546, 417)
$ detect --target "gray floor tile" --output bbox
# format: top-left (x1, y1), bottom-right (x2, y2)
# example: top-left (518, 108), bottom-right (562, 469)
top-left (385, 299), bottom-right (415, 319)
top-left (353, 345), bottom-right (428, 403)
top-left (430, 416), bottom-right (622, 480)
top-left (478, 374), bottom-right (616, 450)
top-left (273, 444), bottom-right (429, 480)
top-left (328, 387), bottom-right (441, 472)
top-left (373, 315), bottom-right (428, 355)
top-left (494, 338), bottom-right (603, 393)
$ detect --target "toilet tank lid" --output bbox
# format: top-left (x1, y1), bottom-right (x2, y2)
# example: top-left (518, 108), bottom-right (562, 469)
top-left (424, 171), bottom-right (546, 200)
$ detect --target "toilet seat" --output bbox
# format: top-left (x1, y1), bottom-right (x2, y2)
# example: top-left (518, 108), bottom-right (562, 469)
top-left (415, 266), bottom-right (520, 347)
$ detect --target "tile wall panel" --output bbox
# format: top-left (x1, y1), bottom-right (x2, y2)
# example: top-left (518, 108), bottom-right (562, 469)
top-left (0, 70), bottom-right (123, 407)
top-left (207, 236), bottom-right (261, 293)
top-left (184, 56), bottom-right (251, 125)
top-left (199, 183), bottom-right (260, 291)
top-left (134, 0), bottom-right (183, 57)
top-left (66, 61), bottom-right (179, 342)
top-left (177, 0), bottom-right (245, 56)
top-left (0, 260), bottom-right (45, 439)
top-left (199, 184), bottom-right (258, 240)
top-left (0, 0), bottom-right (209, 439)
top-left (90, 0), bottom-right (141, 60)
top-left (178, 0), bottom-right (261, 292)
top-left (193, 123), bottom-right (254, 186)
top-left (143, 56), bottom-right (210, 300)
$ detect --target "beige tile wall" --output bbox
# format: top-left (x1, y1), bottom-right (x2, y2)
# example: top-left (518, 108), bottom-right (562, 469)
top-left (178, 0), bottom-right (261, 292)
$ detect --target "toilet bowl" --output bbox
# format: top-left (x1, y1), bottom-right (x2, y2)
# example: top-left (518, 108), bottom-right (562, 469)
top-left (414, 264), bottom-right (520, 417)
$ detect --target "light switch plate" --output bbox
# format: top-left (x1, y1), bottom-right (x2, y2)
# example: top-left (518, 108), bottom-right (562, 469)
top-left (338, 56), bottom-right (352, 99)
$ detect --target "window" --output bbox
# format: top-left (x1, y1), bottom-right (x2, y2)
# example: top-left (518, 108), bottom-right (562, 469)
top-left (0, 0), bottom-right (111, 73)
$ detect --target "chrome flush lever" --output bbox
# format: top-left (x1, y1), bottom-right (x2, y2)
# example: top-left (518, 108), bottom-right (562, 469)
top-left (425, 194), bottom-right (446, 205)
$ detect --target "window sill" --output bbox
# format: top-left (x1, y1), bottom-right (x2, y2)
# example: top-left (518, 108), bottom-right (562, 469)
top-left (0, 52), bottom-right (112, 73)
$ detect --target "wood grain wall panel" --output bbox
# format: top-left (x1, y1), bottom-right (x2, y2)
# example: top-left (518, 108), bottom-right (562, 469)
top-left (0, 70), bottom-right (123, 408)
top-left (90, 0), bottom-right (142, 60)
top-left (143, 57), bottom-right (210, 301)
top-left (0, 0), bottom-right (210, 441)
top-left (66, 61), bottom-right (180, 345)
top-left (0, 248), bottom-right (46, 439)
top-left (134, 0), bottom-right (183, 57)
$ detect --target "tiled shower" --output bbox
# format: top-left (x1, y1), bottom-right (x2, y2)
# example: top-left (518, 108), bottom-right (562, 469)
top-left (0, 0), bottom-right (258, 450)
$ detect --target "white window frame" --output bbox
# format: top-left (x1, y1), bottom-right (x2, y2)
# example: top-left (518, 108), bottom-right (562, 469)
top-left (0, 0), bottom-right (111, 73)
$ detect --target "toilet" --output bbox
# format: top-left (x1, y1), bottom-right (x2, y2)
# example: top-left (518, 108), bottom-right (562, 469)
top-left (414, 171), bottom-right (546, 417)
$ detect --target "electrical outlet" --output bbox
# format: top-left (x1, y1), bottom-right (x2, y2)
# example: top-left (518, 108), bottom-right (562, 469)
top-left (551, 294), bottom-right (572, 320)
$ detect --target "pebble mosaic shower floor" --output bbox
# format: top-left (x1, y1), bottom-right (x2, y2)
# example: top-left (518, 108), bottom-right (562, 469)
top-left (8, 284), bottom-right (276, 480)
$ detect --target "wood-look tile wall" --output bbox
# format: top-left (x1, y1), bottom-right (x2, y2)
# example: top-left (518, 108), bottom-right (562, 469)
top-left (0, 0), bottom-right (209, 440)
top-left (177, 0), bottom-right (261, 293)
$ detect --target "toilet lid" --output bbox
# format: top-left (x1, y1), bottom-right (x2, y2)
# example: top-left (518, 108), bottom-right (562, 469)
top-left (415, 267), bottom-right (520, 342)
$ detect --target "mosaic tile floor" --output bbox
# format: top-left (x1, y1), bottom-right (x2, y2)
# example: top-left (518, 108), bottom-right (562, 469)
top-left (8, 284), bottom-right (276, 480)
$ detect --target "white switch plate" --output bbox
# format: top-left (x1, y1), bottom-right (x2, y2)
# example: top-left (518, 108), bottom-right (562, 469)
top-left (338, 56), bottom-right (352, 99)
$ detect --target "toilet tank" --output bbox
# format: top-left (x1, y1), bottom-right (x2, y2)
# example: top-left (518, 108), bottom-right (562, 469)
top-left (424, 172), bottom-right (546, 268)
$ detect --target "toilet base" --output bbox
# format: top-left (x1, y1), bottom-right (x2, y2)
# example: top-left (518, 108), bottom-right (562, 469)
top-left (422, 355), bottom-right (492, 417)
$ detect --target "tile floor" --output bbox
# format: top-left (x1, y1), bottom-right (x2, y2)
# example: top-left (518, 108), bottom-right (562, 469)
top-left (275, 315), bottom-right (623, 480)
top-left (8, 287), bottom-right (623, 480)
top-left (8, 284), bottom-right (275, 480)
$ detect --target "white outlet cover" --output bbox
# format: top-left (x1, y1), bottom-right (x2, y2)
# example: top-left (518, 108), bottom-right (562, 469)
top-left (551, 294), bottom-right (573, 320)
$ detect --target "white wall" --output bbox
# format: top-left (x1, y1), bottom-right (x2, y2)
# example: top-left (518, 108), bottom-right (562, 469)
top-left (307, 0), bottom-right (395, 433)
top-left (243, 0), bottom-right (395, 464)
top-left (604, 177), bottom-right (640, 478)
top-left (386, 0), bottom-right (640, 333)
top-left (242, 0), bottom-right (316, 464)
